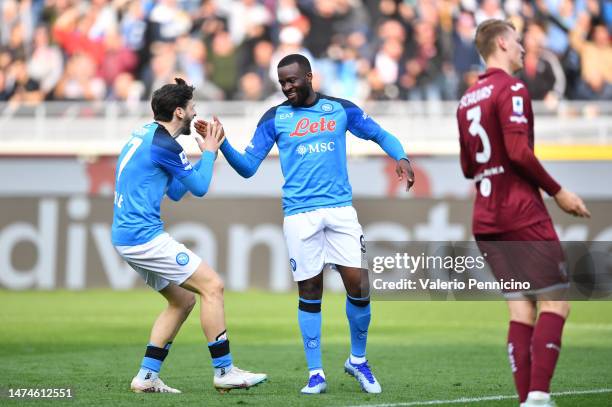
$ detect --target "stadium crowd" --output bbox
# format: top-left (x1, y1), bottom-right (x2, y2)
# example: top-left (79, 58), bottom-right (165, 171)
top-left (0, 0), bottom-right (610, 106)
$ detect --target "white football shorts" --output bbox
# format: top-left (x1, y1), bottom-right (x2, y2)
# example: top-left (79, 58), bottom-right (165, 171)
top-left (115, 232), bottom-right (202, 291)
top-left (283, 205), bottom-right (367, 282)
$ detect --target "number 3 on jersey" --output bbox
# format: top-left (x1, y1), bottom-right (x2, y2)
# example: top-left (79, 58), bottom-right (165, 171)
top-left (466, 106), bottom-right (490, 163)
top-left (466, 106), bottom-right (492, 197)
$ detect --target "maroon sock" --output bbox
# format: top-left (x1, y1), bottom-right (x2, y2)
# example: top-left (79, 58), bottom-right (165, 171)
top-left (530, 312), bottom-right (566, 393)
top-left (508, 321), bottom-right (534, 403)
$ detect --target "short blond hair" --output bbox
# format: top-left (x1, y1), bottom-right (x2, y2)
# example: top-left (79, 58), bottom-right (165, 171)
top-left (475, 19), bottom-right (516, 60)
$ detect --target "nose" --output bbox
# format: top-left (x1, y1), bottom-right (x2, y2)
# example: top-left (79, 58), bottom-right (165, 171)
top-left (282, 83), bottom-right (294, 92)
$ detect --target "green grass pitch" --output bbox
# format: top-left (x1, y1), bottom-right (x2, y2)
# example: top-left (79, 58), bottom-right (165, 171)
top-left (1, 290), bottom-right (611, 406)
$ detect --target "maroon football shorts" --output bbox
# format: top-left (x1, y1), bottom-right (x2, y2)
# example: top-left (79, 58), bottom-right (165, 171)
top-left (475, 219), bottom-right (568, 298)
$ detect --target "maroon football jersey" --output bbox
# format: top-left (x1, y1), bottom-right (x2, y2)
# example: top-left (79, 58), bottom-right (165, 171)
top-left (457, 68), bottom-right (561, 234)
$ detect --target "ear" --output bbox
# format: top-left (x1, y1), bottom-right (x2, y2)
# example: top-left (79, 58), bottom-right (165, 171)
top-left (175, 107), bottom-right (184, 120)
top-left (497, 34), bottom-right (508, 52)
top-left (306, 71), bottom-right (313, 82)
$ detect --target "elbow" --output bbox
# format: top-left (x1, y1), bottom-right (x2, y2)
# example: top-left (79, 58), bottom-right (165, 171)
top-left (191, 186), bottom-right (208, 197)
top-left (238, 167), bottom-right (257, 178)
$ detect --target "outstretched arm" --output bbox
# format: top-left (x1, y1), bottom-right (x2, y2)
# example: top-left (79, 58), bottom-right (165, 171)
top-left (344, 101), bottom-right (414, 191)
top-left (219, 138), bottom-right (263, 178)
top-left (195, 111), bottom-right (276, 179)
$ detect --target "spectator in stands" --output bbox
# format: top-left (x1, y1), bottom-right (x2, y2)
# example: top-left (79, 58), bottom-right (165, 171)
top-left (269, 26), bottom-right (313, 83)
top-left (27, 25), bottom-right (63, 100)
top-left (225, 0), bottom-right (272, 46)
top-left (451, 12), bottom-right (482, 98)
top-left (243, 40), bottom-right (277, 98)
top-left (0, 0), bottom-right (606, 103)
top-left (143, 42), bottom-right (178, 98)
top-left (54, 53), bottom-right (106, 101)
top-left (474, 0), bottom-right (506, 25)
top-left (119, 0), bottom-right (147, 52)
top-left (0, 69), bottom-right (10, 101)
top-left (177, 35), bottom-right (206, 88)
top-left (148, 0), bottom-right (192, 42)
top-left (52, 5), bottom-right (105, 67)
top-left (99, 29), bottom-right (138, 89)
top-left (399, 20), bottom-right (445, 102)
top-left (519, 22), bottom-right (566, 103)
top-left (5, 58), bottom-right (42, 104)
top-left (236, 71), bottom-right (267, 101)
top-left (570, 17), bottom-right (612, 100)
top-left (109, 72), bottom-right (145, 113)
top-left (539, 0), bottom-right (585, 56)
top-left (208, 30), bottom-right (238, 99)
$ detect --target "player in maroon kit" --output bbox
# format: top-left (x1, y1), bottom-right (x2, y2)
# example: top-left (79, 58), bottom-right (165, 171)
top-left (457, 20), bottom-right (590, 407)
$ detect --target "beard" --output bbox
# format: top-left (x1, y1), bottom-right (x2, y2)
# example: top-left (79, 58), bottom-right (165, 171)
top-left (181, 116), bottom-right (193, 135)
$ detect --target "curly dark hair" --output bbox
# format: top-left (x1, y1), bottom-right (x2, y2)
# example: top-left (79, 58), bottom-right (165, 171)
top-left (151, 78), bottom-right (195, 122)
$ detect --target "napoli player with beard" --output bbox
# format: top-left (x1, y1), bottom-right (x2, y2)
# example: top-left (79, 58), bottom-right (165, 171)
top-left (196, 54), bottom-right (415, 394)
top-left (456, 20), bottom-right (590, 407)
top-left (112, 78), bottom-right (266, 394)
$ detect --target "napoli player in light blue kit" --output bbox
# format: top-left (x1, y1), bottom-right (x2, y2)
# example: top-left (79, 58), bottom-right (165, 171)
top-left (202, 55), bottom-right (415, 394)
top-left (112, 78), bottom-right (266, 394)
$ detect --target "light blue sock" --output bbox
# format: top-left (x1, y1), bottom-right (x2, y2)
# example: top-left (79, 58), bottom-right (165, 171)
top-left (298, 297), bottom-right (322, 371)
top-left (208, 334), bottom-right (233, 376)
top-left (346, 295), bottom-right (371, 360)
top-left (136, 341), bottom-right (172, 381)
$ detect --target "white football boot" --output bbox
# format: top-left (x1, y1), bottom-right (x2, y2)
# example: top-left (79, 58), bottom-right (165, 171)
top-left (344, 358), bottom-right (382, 393)
top-left (300, 373), bottom-right (327, 394)
top-left (130, 376), bottom-right (181, 393)
top-left (213, 366), bottom-right (267, 393)
top-left (523, 391), bottom-right (557, 407)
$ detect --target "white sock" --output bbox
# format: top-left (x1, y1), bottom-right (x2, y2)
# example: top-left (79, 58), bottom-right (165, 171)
top-left (214, 364), bottom-right (233, 378)
top-left (136, 368), bottom-right (159, 381)
top-left (527, 391), bottom-right (550, 401)
top-left (309, 369), bottom-right (325, 379)
top-left (350, 354), bottom-right (366, 365)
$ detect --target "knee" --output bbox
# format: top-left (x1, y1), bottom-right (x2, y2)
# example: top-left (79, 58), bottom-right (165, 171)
top-left (299, 279), bottom-right (323, 300)
top-left (184, 295), bottom-right (197, 314)
top-left (171, 294), bottom-right (196, 319)
top-left (508, 301), bottom-right (536, 325)
top-left (540, 300), bottom-right (570, 319)
top-left (201, 275), bottom-right (224, 300)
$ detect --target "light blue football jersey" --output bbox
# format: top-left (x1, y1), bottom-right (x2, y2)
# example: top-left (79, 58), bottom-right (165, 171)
top-left (245, 94), bottom-right (405, 215)
top-left (111, 122), bottom-right (195, 246)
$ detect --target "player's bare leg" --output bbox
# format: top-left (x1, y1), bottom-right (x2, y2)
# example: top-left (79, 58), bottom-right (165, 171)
top-left (520, 300), bottom-right (569, 406)
top-left (149, 285), bottom-right (197, 346)
top-left (297, 272), bottom-right (326, 394)
top-left (181, 262), bottom-right (267, 392)
top-left (181, 262), bottom-right (227, 342)
top-left (337, 265), bottom-right (381, 394)
top-left (131, 285), bottom-right (195, 393)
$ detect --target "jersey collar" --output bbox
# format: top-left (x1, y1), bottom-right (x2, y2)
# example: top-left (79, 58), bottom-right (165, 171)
top-left (299, 92), bottom-right (320, 108)
top-left (479, 67), bottom-right (508, 80)
top-left (154, 122), bottom-right (173, 138)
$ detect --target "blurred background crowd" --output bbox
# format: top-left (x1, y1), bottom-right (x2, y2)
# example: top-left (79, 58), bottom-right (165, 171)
top-left (0, 0), bottom-right (610, 107)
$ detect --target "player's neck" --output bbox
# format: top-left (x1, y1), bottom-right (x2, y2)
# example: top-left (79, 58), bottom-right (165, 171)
top-left (302, 90), bottom-right (317, 106)
top-left (155, 120), bottom-right (182, 138)
top-left (485, 58), bottom-right (513, 76)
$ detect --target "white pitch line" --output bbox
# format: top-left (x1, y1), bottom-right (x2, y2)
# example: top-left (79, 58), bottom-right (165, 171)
top-left (347, 388), bottom-right (612, 407)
